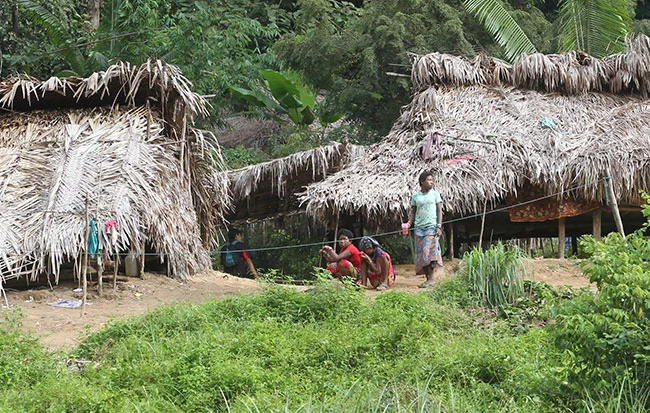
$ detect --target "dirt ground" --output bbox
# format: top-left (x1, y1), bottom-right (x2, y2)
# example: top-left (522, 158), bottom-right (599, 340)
top-left (2, 258), bottom-right (592, 351)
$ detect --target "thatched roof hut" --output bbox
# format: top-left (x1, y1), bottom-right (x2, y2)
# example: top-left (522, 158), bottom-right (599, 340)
top-left (228, 141), bottom-right (365, 222)
top-left (0, 60), bottom-right (229, 283)
top-left (301, 35), bottom-right (650, 248)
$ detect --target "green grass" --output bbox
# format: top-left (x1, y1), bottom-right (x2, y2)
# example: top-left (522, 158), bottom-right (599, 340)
top-left (0, 277), bottom-right (645, 412)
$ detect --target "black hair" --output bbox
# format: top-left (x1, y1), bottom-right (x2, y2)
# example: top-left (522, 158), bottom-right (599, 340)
top-left (418, 170), bottom-right (433, 185)
top-left (338, 228), bottom-right (354, 239)
top-left (227, 228), bottom-right (242, 241)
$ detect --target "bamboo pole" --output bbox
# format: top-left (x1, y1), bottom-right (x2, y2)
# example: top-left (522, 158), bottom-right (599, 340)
top-left (478, 198), bottom-right (487, 251)
top-left (81, 196), bottom-right (89, 317)
top-left (449, 223), bottom-right (455, 259)
top-left (113, 251), bottom-right (118, 291)
top-left (333, 209), bottom-right (340, 249)
top-left (139, 241), bottom-right (145, 279)
top-left (605, 168), bottom-right (625, 237)
top-left (97, 252), bottom-right (103, 297)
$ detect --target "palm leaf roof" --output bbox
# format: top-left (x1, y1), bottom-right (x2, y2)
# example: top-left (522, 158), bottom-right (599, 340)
top-left (301, 35), bottom-right (650, 226)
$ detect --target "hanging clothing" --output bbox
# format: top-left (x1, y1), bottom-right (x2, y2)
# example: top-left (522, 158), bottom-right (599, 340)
top-left (105, 220), bottom-right (119, 246)
top-left (88, 217), bottom-right (99, 258)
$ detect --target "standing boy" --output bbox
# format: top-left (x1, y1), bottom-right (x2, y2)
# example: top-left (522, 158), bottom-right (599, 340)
top-left (221, 228), bottom-right (259, 278)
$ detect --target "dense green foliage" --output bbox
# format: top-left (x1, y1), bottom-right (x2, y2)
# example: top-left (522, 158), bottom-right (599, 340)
top-left (547, 192), bottom-right (650, 407)
top-left (0, 282), bottom-right (566, 412)
top-left (2, 234), bottom-right (650, 412)
top-left (6, 0), bottom-right (648, 137)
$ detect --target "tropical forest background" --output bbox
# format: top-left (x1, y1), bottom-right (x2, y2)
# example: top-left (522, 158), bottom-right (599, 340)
top-left (3, 0), bottom-right (650, 166)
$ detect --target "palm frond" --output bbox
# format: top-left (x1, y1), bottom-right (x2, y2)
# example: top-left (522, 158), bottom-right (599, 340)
top-left (17, 0), bottom-right (89, 76)
top-left (463, 0), bottom-right (537, 63)
top-left (558, 0), bottom-right (631, 57)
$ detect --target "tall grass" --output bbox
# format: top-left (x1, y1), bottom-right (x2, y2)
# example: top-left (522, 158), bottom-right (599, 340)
top-left (461, 242), bottom-right (527, 308)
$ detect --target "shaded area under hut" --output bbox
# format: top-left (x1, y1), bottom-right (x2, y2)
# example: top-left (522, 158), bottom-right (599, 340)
top-left (0, 60), bottom-right (229, 286)
top-left (301, 35), bottom-right (650, 258)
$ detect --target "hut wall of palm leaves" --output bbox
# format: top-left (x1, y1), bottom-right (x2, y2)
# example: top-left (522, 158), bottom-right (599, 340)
top-left (0, 60), bottom-right (230, 283)
top-left (301, 35), bottom-right (650, 243)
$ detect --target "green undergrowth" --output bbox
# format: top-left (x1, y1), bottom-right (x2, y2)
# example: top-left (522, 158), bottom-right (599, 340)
top-left (0, 280), bottom-right (568, 412)
top-left (0, 270), bottom-right (642, 412)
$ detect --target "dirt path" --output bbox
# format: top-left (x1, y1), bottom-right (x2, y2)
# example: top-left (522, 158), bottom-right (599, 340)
top-left (3, 258), bottom-right (591, 351)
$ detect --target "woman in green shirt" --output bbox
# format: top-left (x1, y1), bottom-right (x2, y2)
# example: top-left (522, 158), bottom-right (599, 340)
top-left (407, 171), bottom-right (444, 288)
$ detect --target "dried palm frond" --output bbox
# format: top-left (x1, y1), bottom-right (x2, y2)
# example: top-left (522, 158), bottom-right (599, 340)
top-left (409, 34), bottom-right (650, 96)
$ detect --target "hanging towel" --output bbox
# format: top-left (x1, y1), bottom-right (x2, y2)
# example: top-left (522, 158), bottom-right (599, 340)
top-left (105, 220), bottom-right (119, 246)
top-left (88, 217), bottom-right (99, 258)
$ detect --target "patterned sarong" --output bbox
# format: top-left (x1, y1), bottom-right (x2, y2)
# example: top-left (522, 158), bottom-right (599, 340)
top-left (414, 226), bottom-right (443, 275)
top-left (327, 260), bottom-right (358, 279)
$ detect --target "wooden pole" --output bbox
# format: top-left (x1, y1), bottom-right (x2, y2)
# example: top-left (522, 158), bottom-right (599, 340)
top-left (478, 199), bottom-right (487, 251)
top-left (139, 241), bottom-right (145, 279)
top-left (97, 251), bottom-right (103, 297)
top-left (605, 169), bottom-right (625, 237)
top-left (449, 223), bottom-right (455, 259)
top-left (592, 208), bottom-right (602, 240)
top-left (113, 250), bottom-right (118, 291)
top-left (333, 209), bottom-right (340, 249)
top-left (81, 196), bottom-right (89, 317)
top-left (558, 218), bottom-right (566, 259)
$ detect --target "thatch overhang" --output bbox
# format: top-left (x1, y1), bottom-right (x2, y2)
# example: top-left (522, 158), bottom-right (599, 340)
top-left (0, 60), bottom-right (229, 283)
top-left (227, 142), bottom-right (365, 222)
top-left (301, 35), bottom-right (650, 241)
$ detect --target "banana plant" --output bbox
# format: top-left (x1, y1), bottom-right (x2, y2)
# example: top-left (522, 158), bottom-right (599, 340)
top-left (229, 70), bottom-right (341, 127)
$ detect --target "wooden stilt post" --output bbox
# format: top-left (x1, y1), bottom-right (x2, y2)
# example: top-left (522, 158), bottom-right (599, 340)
top-left (81, 196), bottom-right (89, 317)
top-left (592, 208), bottom-right (602, 240)
top-left (97, 252), bottom-right (103, 297)
top-left (449, 223), bottom-right (455, 259)
top-left (605, 168), bottom-right (625, 237)
top-left (333, 209), bottom-right (340, 249)
top-left (558, 218), bottom-right (566, 259)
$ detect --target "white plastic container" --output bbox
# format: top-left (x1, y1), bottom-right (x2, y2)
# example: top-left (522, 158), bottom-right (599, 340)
top-left (125, 251), bottom-right (138, 277)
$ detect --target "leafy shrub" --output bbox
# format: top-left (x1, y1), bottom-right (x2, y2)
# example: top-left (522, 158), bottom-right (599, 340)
top-left (221, 145), bottom-right (269, 168)
top-left (548, 192), bottom-right (650, 408)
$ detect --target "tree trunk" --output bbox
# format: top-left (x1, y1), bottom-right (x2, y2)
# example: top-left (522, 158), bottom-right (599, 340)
top-left (88, 0), bottom-right (100, 29)
top-left (12, 5), bottom-right (20, 35)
